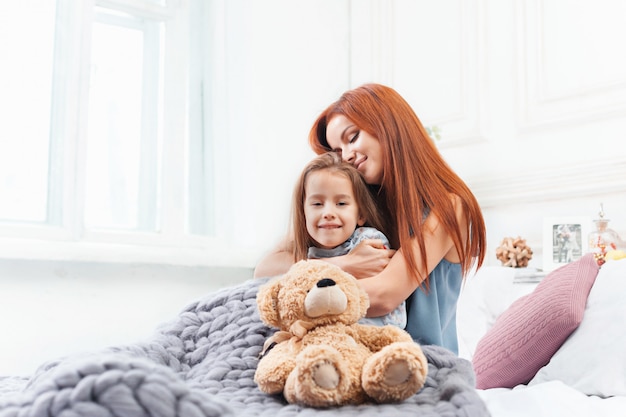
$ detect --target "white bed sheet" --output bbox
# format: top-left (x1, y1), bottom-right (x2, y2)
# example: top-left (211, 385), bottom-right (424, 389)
top-left (458, 265), bottom-right (626, 417)
top-left (479, 381), bottom-right (626, 417)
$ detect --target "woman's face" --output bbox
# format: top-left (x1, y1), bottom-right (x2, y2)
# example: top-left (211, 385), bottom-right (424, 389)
top-left (325, 114), bottom-right (383, 185)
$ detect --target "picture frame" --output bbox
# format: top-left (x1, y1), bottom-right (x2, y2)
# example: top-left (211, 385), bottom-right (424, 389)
top-left (543, 216), bottom-right (591, 272)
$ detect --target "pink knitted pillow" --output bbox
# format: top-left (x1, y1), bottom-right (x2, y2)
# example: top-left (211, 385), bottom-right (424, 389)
top-left (472, 253), bottom-right (600, 389)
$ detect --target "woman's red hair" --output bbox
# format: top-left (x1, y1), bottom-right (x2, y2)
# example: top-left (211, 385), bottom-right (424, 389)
top-left (309, 83), bottom-right (486, 287)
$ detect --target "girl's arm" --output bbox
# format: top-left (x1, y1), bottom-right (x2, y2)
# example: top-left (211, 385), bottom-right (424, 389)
top-left (359, 196), bottom-right (467, 316)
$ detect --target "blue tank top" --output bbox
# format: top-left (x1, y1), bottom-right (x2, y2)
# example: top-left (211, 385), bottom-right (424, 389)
top-left (404, 259), bottom-right (462, 354)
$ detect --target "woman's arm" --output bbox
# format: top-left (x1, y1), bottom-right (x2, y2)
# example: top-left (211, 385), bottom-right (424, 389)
top-left (328, 239), bottom-right (395, 278)
top-left (253, 237), bottom-right (395, 279)
top-left (253, 251), bottom-right (295, 278)
top-left (359, 196), bottom-right (467, 316)
top-left (253, 237), bottom-right (295, 278)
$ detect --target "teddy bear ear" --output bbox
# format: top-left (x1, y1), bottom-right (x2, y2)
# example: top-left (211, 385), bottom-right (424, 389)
top-left (256, 278), bottom-right (281, 326)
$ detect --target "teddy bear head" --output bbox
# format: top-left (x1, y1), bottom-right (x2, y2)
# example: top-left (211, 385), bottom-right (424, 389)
top-left (256, 260), bottom-right (369, 331)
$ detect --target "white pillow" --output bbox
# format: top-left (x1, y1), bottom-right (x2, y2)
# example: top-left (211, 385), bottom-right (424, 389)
top-left (529, 259), bottom-right (626, 397)
top-left (456, 266), bottom-right (538, 361)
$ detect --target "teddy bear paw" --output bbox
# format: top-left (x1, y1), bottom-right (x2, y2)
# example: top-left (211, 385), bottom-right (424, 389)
top-left (362, 342), bottom-right (428, 403)
top-left (312, 361), bottom-right (340, 389)
top-left (383, 360), bottom-right (412, 386)
top-left (285, 346), bottom-right (354, 407)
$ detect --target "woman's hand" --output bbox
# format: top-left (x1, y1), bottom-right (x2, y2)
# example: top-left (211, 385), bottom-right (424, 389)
top-left (337, 239), bottom-right (396, 278)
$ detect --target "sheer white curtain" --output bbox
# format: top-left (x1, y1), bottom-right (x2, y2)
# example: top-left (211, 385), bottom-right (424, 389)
top-left (0, 0), bottom-right (56, 224)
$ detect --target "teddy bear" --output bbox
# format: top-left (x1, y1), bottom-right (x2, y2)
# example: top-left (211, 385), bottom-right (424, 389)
top-left (254, 259), bottom-right (428, 408)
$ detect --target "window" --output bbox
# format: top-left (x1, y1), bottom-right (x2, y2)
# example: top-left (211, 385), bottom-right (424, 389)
top-left (0, 0), bottom-right (216, 264)
top-left (0, 1), bottom-right (56, 224)
top-left (85, 8), bottom-right (163, 231)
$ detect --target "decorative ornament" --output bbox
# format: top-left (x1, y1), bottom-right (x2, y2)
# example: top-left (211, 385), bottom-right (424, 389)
top-left (588, 203), bottom-right (626, 266)
top-left (495, 236), bottom-right (533, 268)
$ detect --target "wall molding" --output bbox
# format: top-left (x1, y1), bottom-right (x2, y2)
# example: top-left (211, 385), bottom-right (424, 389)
top-left (517, 0), bottom-right (626, 129)
top-left (350, 0), bottom-right (486, 147)
top-left (419, 0), bottom-right (486, 147)
top-left (349, 0), bottom-right (395, 86)
top-left (469, 156), bottom-right (626, 208)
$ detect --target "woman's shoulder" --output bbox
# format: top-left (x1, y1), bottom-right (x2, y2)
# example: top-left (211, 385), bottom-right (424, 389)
top-left (444, 193), bottom-right (468, 224)
top-left (424, 193), bottom-right (463, 215)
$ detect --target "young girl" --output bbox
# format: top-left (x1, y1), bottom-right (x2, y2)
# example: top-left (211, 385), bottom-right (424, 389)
top-left (291, 151), bottom-right (406, 328)
top-left (255, 84), bottom-right (486, 354)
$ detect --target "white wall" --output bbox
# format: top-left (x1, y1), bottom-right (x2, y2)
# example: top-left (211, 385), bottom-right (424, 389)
top-left (0, 259), bottom-right (253, 376)
top-left (207, 0), bottom-right (626, 269)
top-left (203, 0), bottom-right (351, 264)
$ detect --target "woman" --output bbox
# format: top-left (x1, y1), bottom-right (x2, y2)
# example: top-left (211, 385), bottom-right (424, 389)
top-left (254, 83), bottom-right (486, 354)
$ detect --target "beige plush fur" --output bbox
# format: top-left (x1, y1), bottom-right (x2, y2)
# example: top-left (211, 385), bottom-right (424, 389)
top-left (254, 260), bottom-right (428, 408)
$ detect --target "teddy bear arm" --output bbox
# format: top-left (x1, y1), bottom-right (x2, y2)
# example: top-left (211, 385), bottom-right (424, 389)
top-left (254, 346), bottom-right (297, 395)
top-left (353, 324), bottom-right (414, 352)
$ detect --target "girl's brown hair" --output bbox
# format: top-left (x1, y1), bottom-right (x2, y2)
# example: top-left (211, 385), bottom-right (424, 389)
top-left (309, 83), bottom-right (486, 287)
top-left (291, 152), bottom-right (386, 261)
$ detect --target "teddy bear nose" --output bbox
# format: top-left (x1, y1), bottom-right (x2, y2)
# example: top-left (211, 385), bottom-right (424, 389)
top-left (317, 278), bottom-right (336, 288)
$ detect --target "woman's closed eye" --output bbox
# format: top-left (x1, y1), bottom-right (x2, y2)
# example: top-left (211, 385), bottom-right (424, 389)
top-left (349, 131), bottom-right (360, 144)
top-left (331, 130), bottom-right (359, 154)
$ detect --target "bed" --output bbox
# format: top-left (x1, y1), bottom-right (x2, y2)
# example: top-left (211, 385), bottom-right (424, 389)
top-left (0, 276), bottom-right (488, 417)
top-left (1, 258), bottom-right (625, 416)
top-left (457, 256), bottom-right (626, 416)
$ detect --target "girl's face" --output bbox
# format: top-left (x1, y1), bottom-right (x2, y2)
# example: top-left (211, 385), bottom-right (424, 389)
top-left (304, 170), bottom-right (365, 249)
top-left (325, 114), bottom-right (383, 185)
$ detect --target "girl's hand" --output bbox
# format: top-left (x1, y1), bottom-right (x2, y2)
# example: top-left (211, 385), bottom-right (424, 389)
top-left (340, 239), bottom-right (396, 278)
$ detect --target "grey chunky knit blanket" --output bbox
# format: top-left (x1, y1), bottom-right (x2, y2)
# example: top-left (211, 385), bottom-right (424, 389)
top-left (0, 278), bottom-right (490, 416)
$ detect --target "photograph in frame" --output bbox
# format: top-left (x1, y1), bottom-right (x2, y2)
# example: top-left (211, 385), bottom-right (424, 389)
top-left (542, 216), bottom-right (591, 272)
